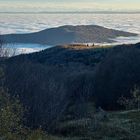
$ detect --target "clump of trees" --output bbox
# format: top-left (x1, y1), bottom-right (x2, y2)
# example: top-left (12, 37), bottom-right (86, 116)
top-left (0, 38), bottom-right (48, 140)
top-left (0, 38), bottom-right (22, 139)
top-left (0, 87), bottom-right (48, 140)
top-left (93, 45), bottom-right (140, 110)
top-left (118, 86), bottom-right (140, 110)
top-left (0, 88), bottom-right (25, 139)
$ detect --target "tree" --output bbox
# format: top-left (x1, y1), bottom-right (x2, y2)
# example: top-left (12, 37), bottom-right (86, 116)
top-left (0, 39), bottom-right (24, 139)
top-left (117, 86), bottom-right (140, 110)
top-left (0, 37), bottom-right (7, 57)
top-left (0, 88), bottom-right (25, 138)
top-left (131, 86), bottom-right (140, 110)
top-left (0, 36), bottom-right (16, 57)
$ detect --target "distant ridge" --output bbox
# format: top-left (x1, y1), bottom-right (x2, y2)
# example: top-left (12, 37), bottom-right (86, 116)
top-left (1, 11), bottom-right (140, 14)
top-left (0, 25), bottom-right (138, 45)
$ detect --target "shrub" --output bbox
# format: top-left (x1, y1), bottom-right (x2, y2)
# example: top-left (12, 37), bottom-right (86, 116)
top-left (27, 128), bottom-right (47, 140)
top-left (117, 86), bottom-right (140, 110)
top-left (132, 86), bottom-right (140, 110)
top-left (0, 88), bottom-right (25, 139)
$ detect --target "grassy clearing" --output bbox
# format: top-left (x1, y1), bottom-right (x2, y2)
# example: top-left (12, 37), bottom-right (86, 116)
top-left (49, 110), bottom-right (140, 140)
top-left (62, 44), bottom-right (113, 50)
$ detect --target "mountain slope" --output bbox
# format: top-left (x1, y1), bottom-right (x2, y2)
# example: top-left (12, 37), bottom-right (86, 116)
top-left (1, 44), bottom-right (107, 129)
top-left (1, 43), bottom-right (140, 130)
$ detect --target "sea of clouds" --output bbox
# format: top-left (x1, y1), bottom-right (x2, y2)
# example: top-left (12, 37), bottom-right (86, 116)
top-left (0, 13), bottom-right (140, 54)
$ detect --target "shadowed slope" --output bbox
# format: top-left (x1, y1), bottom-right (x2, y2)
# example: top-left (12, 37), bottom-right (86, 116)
top-left (1, 43), bottom-right (140, 130)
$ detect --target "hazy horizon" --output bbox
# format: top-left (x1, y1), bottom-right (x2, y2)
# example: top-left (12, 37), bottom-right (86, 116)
top-left (1, 11), bottom-right (140, 14)
top-left (0, 0), bottom-right (140, 12)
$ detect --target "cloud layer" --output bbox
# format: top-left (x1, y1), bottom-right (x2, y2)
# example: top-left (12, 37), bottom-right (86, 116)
top-left (0, 0), bottom-right (140, 12)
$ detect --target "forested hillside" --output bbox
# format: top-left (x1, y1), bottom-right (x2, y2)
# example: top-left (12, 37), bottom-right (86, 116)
top-left (0, 43), bottom-right (140, 131)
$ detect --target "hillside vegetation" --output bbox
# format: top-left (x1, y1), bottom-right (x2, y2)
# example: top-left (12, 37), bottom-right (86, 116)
top-left (0, 43), bottom-right (140, 139)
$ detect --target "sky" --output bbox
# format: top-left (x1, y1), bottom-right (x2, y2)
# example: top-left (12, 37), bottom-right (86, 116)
top-left (0, 0), bottom-right (140, 12)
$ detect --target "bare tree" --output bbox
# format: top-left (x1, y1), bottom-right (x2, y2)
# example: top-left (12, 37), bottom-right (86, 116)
top-left (0, 36), bottom-right (17, 57)
top-left (0, 37), bottom-right (5, 57)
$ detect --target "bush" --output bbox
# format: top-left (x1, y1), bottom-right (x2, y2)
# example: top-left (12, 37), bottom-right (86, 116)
top-left (118, 86), bottom-right (140, 110)
top-left (27, 128), bottom-right (47, 140)
top-left (0, 88), bottom-right (24, 139)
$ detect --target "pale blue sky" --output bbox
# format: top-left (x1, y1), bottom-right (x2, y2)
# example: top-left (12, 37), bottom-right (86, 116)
top-left (0, 0), bottom-right (140, 12)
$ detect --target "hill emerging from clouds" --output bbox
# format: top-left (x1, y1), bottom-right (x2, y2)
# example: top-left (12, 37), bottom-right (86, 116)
top-left (1, 25), bottom-right (138, 45)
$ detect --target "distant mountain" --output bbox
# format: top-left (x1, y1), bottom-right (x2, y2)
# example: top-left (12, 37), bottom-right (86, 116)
top-left (0, 25), bottom-right (138, 45)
